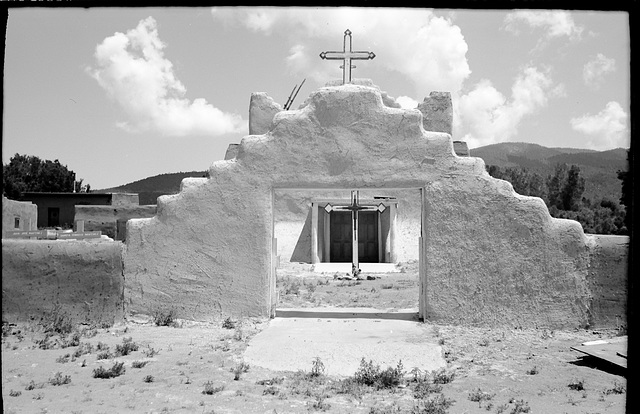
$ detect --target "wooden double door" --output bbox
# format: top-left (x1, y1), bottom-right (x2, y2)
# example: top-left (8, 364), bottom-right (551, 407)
top-left (329, 211), bottom-right (379, 263)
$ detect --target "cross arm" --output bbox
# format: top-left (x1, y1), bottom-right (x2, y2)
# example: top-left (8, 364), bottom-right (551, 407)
top-left (319, 51), bottom-right (376, 60)
top-left (324, 203), bottom-right (386, 213)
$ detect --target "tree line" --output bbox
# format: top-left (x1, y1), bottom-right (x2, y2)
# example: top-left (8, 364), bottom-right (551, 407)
top-left (486, 158), bottom-right (629, 235)
top-left (3, 153), bottom-right (630, 236)
top-left (2, 154), bottom-right (89, 200)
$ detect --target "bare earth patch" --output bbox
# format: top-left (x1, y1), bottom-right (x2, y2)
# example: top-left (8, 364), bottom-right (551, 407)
top-left (2, 265), bottom-right (626, 413)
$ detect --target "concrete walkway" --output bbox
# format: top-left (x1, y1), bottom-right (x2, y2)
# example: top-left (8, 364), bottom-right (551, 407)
top-left (244, 308), bottom-right (446, 377)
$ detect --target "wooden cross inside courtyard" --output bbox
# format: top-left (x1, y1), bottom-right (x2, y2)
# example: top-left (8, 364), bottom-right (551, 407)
top-left (319, 29), bottom-right (376, 85)
top-left (324, 190), bottom-right (386, 277)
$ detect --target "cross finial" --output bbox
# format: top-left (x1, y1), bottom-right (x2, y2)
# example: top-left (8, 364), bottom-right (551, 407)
top-left (319, 29), bottom-right (376, 85)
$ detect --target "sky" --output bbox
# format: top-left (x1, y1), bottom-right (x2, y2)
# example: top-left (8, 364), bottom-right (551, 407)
top-left (2, 7), bottom-right (631, 190)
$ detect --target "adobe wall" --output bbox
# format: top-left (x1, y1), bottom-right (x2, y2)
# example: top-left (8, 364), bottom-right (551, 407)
top-left (125, 177), bottom-right (273, 321)
top-left (423, 176), bottom-right (592, 328)
top-left (585, 235), bottom-right (628, 329)
top-left (110, 193), bottom-right (140, 206)
top-left (417, 91), bottom-right (453, 135)
top-left (0, 235), bottom-right (624, 329)
top-left (75, 205), bottom-right (157, 239)
top-left (2, 197), bottom-right (37, 237)
top-left (124, 80), bottom-right (482, 321)
top-left (2, 239), bottom-right (124, 326)
top-left (123, 80), bottom-right (625, 328)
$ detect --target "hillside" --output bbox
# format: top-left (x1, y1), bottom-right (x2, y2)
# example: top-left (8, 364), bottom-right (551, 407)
top-left (98, 171), bottom-right (207, 205)
top-left (471, 143), bottom-right (628, 203)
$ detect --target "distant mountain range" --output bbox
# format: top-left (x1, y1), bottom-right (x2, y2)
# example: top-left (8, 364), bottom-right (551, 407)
top-left (470, 142), bottom-right (628, 203)
top-left (98, 143), bottom-right (628, 205)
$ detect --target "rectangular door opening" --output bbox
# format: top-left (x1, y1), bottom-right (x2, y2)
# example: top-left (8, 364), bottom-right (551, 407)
top-left (329, 211), bottom-right (379, 263)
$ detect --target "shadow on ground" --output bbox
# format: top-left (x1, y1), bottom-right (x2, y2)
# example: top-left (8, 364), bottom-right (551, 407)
top-left (568, 356), bottom-right (627, 377)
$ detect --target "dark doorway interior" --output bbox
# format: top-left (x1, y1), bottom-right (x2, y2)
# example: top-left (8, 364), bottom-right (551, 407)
top-left (329, 211), bottom-right (379, 262)
top-left (47, 207), bottom-right (60, 227)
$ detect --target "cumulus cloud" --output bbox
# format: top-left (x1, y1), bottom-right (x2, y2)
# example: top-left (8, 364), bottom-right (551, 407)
top-left (503, 10), bottom-right (583, 50)
top-left (88, 17), bottom-right (245, 137)
top-left (211, 7), bottom-right (470, 97)
top-left (583, 53), bottom-right (616, 89)
top-left (396, 96), bottom-right (420, 109)
top-left (570, 102), bottom-right (628, 150)
top-left (458, 67), bottom-right (555, 148)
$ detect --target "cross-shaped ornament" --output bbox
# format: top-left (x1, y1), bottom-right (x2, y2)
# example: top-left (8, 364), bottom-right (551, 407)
top-left (324, 190), bottom-right (386, 277)
top-left (319, 29), bottom-right (376, 85)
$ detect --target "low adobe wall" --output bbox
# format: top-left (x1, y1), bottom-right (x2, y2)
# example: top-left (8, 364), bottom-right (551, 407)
top-left (0, 232), bottom-right (626, 329)
top-left (586, 234), bottom-right (628, 329)
top-left (2, 239), bottom-right (124, 326)
top-left (75, 205), bottom-right (157, 240)
top-left (423, 176), bottom-right (628, 329)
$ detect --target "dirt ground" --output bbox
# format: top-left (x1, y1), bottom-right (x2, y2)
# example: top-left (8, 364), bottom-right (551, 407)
top-left (2, 264), bottom-right (627, 413)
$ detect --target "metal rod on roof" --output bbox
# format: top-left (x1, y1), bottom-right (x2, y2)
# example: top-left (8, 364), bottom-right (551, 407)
top-left (283, 83), bottom-right (298, 111)
top-left (287, 78), bottom-right (306, 110)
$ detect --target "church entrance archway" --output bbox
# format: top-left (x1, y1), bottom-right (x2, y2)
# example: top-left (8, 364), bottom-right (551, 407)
top-left (271, 187), bottom-right (425, 320)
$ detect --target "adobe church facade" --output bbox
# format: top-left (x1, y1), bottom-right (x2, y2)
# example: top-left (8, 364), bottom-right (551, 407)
top-left (124, 76), bottom-right (598, 329)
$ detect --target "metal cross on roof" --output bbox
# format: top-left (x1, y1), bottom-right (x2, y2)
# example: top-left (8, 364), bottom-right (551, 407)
top-left (324, 190), bottom-right (386, 277)
top-left (319, 29), bottom-right (376, 85)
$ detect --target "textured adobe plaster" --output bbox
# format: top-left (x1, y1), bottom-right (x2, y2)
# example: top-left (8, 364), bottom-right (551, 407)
top-left (585, 235), bottom-right (628, 328)
top-left (124, 82), bottom-right (597, 327)
top-left (2, 239), bottom-right (124, 325)
top-left (417, 91), bottom-right (453, 135)
top-left (423, 175), bottom-right (592, 328)
top-left (124, 83), bottom-right (472, 321)
top-left (249, 92), bottom-right (283, 135)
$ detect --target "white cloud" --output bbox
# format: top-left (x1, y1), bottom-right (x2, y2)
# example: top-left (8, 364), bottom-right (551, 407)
top-left (286, 43), bottom-right (334, 84)
top-left (211, 7), bottom-right (471, 97)
top-left (583, 53), bottom-right (616, 89)
top-left (396, 96), bottom-right (420, 109)
top-left (503, 10), bottom-right (583, 50)
top-left (88, 17), bottom-right (245, 137)
top-left (458, 67), bottom-right (555, 148)
top-left (570, 101), bottom-right (628, 150)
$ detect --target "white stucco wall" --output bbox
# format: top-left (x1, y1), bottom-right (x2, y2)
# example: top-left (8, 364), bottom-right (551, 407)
top-left (2, 197), bottom-right (37, 237)
top-left (123, 80), bottom-right (617, 328)
top-left (423, 176), bottom-right (592, 328)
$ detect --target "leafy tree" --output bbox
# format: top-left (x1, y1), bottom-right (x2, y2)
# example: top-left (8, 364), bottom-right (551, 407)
top-left (2, 154), bottom-right (87, 199)
top-left (486, 165), bottom-right (547, 200)
top-left (527, 172), bottom-right (547, 202)
top-left (546, 163), bottom-right (567, 210)
top-left (560, 165), bottom-right (585, 211)
top-left (545, 163), bottom-right (585, 211)
top-left (487, 163), bottom-right (626, 235)
top-left (617, 150), bottom-right (631, 233)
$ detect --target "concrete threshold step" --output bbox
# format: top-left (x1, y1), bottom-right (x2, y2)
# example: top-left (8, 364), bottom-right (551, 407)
top-left (275, 307), bottom-right (420, 321)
